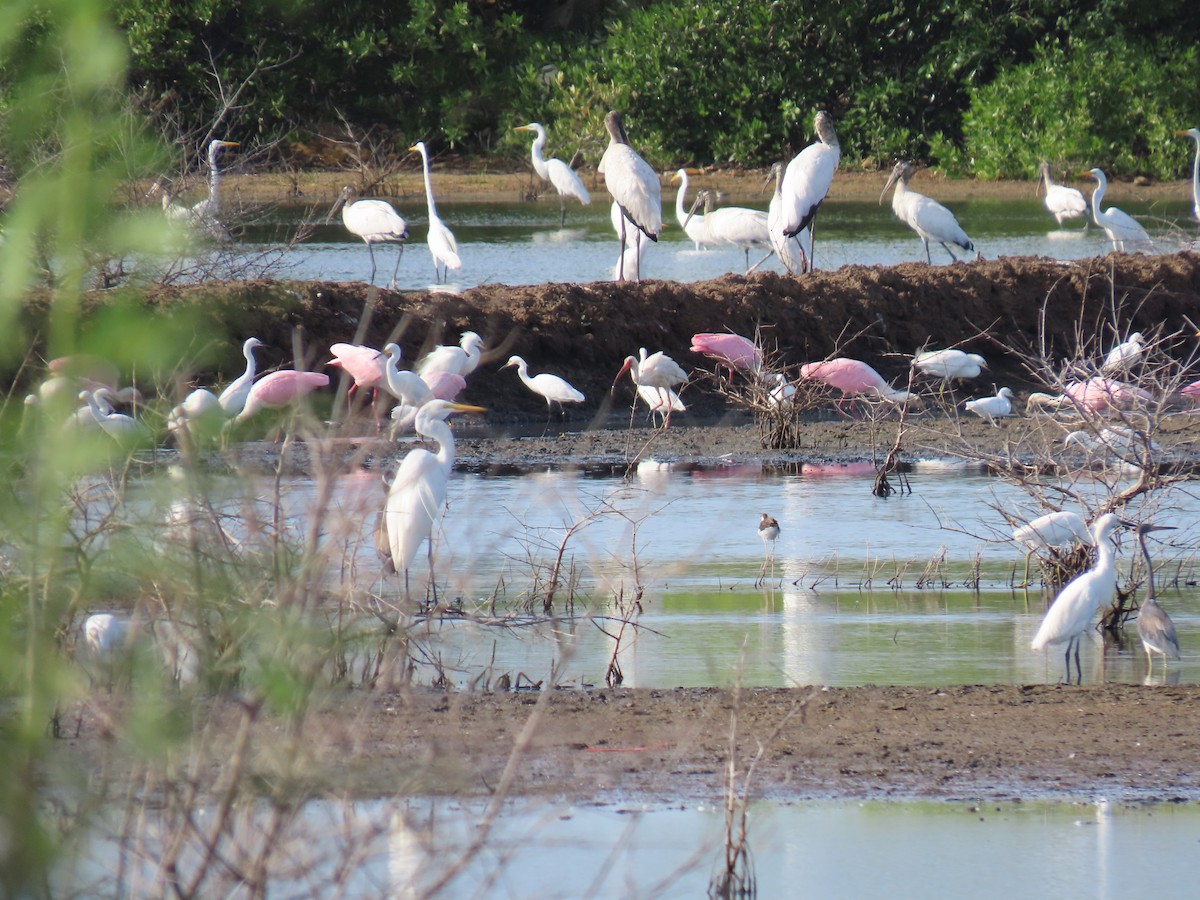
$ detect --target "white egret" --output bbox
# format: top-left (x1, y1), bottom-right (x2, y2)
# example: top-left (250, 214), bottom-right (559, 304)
top-left (167, 388), bottom-right (225, 438)
top-left (409, 141), bottom-right (463, 282)
top-left (598, 110), bottom-right (660, 281)
top-left (217, 337), bottom-right (264, 416)
top-left (881, 161), bottom-right (975, 263)
top-left (1063, 425), bottom-right (1160, 457)
top-left (82, 612), bottom-right (130, 691)
top-left (1030, 512), bottom-right (1127, 684)
top-left (501, 355), bottom-right (585, 424)
top-left (384, 400), bottom-right (485, 602)
top-left (415, 331), bottom-right (484, 380)
top-left (763, 162), bottom-right (810, 275)
top-left (381, 343), bottom-right (434, 407)
top-left (1101, 332), bottom-right (1145, 373)
top-left (87, 389), bottom-right (150, 444)
top-left (912, 349), bottom-right (986, 381)
top-left (1079, 168), bottom-right (1151, 252)
top-left (1132, 523), bottom-right (1181, 675)
top-left (672, 170), bottom-right (710, 249)
top-left (330, 186), bottom-right (408, 286)
top-left (1038, 162), bottom-right (1087, 227)
top-left (1012, 509), bottom-right (1091, 588)
top-left (780, 111), bottom-right (839, 267)
top-left (152, 140), bottom-right (240, 241)
top-left (514, 123), bottom-right (591, 226)
top-left (687, 189), bottom-right (771, 272)
top-left (964, 387), bottom-right (1014, 425)
top-left (1175, 128), bottom-right (1200, 222)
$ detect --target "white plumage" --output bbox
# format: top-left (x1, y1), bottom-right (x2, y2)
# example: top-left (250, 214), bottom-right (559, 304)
top-left (1012, 511), bottom-right (1090, 552)
top-left (780, 111), bottom-right (840, 244)
top-left (964, 387), bottom-right (1014, 425)
top-left (217, 337), bottom-right (264, 416)
top-left (610, 201), bottom-right (652, 282)
top-left (881, 161), bottom-right (975, 263)
top-left (691, 190), bottom-right (770, 271)
top-left (765, 162), bottom-right (810, 275)
top-left (332, 186), bottom-right (408, 286)
top-left (1038, 162), bottom-right (1087, 226)
top-left (410, 141), bottom-right (463, 281)
top-left (1175, 128), bottom-right (1200, 223)
top-left (515, 122), bottom-right (590, 226)
top-left (415, 331), bottom-right (484, 380)
top-left (672, 170), bottom-right (710, 249)
top-left (599, 111), bottom-right (660, 281)
top-left (502, 355), bottom-right (585, 412)
top-left (1080, 168), bottom-right (1151, 252)
top-left (1101, 332), bottom-right (1145, 373)
top-left (912, 349), bottom-right (986, 380)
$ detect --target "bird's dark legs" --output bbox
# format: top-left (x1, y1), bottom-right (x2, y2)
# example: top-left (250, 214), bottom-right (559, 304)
top-left (617, 217), bottom-right (627, 282)
top-left (810, 219), bottom-right (818, 271)
top-left (427, 538), bottom-right (438, 607)
top-left (389, 245), bottom-right (404, 288)
top-left (942, 243), bottom-right (960, 262)
top-left (922, 238), bottom-right (932, 264)
top-left (559, 198), bottom-right (567, 228)
top-left (367, 243), bottom-right (379, 285)
top-left (1073, 638), bottom-right (1083, 684)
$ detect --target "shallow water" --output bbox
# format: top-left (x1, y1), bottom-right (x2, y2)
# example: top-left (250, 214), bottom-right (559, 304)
top-left (236, 195), bottom-right (1200, 290)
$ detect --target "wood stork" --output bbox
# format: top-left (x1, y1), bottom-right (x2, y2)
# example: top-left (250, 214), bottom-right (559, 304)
top-left (762, 162), bottom-right (811, 275)
top-left (1175, 128), bottom-right (1200, 222)
top-left (1038, 162), bottom-right (1087, 227)
top-left (881, 161), bottom-right (975, 263)
top-left (515, 122), bottom-right (591, 226)
top-left (409, 141), bottom-right (463, 282)
top-left (598, 111), bottom-right (660, 281)
top-left (779, 111), bottom-right (839, 266)
top-left (1079, 168), bottom-right (1151, 252)
top-left (686, 189), bottom-right (770, 272)
top-left (330, 186), bottom-right (408, 286)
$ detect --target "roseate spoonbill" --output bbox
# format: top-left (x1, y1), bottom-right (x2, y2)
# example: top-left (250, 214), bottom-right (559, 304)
top-left (614, 348), bottom-right (688, 426)
top-left (598, 111), bottom-right (660, 281)
top-left (409, 141), bottom-right (462, 282)
top-left (1038, 162), bottom-right (1087, 227)
top-left (327, 343), bottom-right (386, 401)
top-left (1062, 377), bottom-right (1153, 413)
top-left (964, 387), bottom-right (1014, 425)
top-left (690, 333), bottom-right (763, 376)
top-left (1181, 379), bottom-right (1200, 406)
top-left (881, 161), bottom-right (975, 263)
top-left (330, 186), bottom-right (408, 286)
top-left (1012, 509), bottom-right (1091, 586)
top-left (1101, 332), bottom-right (1145, 373)
top-left (800, 358), bottom-right (913, 405)
top-left (1031, 512), bottom-right (1128, 684)
top-left (515, 123), bottom-right (590, 226)
top-left (610, 200), bottom-right (651, 282)
top-left (217, 337), bottom-right (264, 416)
top-left (780, 111), bottom-right (839, 264)
top-left (416, 331), bottom-right (484, 380)
top-left (912, 349), bottom-right (986, 380)
top-left (234, 370), bottom-right (330, 422)
top-left (384, 400), bottom-right (485, 602)
top-left (1025, 391), bottom-right (1072, 413)
top-left (1133, 522), bottom-right (1181, 675)
top-left (762, 162), bottom-right (811, 274)
top-left (1174, 128), bottom-right (1200, 222)
top-left (1079, 168), bottom-right (1151, 252)
top-left (502, 355), bottom-right (585, 424)
top-left (685, 189), bottom-right (770, 271)
top-left (48, 354), bottom-right (120, 390)
top-left (756, 512), bottom-right (780, 587)
top-left (672, 170), bottom-right (710, 249)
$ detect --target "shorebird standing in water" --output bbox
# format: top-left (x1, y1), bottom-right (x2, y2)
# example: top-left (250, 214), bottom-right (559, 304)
top-left (757, 513), bottom-right (780, 588)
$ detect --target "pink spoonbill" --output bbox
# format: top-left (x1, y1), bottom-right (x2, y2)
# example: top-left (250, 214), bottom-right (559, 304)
top-left (690, 333), bottom-right (763, 376)
top-left (234, 370), bottom-right (330, 422)
top-left (800, 358), bottom-right (914, 407)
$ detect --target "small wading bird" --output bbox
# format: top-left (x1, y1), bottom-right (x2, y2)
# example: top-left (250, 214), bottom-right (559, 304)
top-left (416, 331), bottom-right (484, 381)
top-left (598, 111), bottom-right (660, 282)
top-left (964, 386), bottom-right (1014, 425)
top-left (912, 349), bottom-right (986, 381)
top-left (756, 512), bottom-right (780, 588)
top-left (684, 189), bottom-right (771, 273)
top-left (384, 400), bottom-right (485, 603)
top-left (329, 186), bottom-right (408, 287)
top-left (501, 355), bottom-right (585, 426)
top-left (1132, 522), bottom-right (1181, 676)
top-left (780, 110), bottom-right (839, 267)
top-left (218, 337), bottom-right (265, 417)
top-left (515, 122), bottom-right (591, 226)
top-left (1101, 332), bottom-right (1145, 374)
top-left (1030, 512), bottom-right (1127, 684)
top-left (613, 348), bottom-right (688, 427)
top-left (83, 612), bottom-right (130, 691)
top-left (1038, 162), bottom-right (1087, 227)
top-left (409, 141), bottom-right (463, 282)
top-left (1011, 510), bottom-right (1091, 587)
top-left (1079, 168), bottom-right (1151, 252)
top-left (762, 162), bottom-right (811, 275)
top-left (800, 358), bottom-right (914, 409)
top-left (1175, 128), bottom-right (1200, 223)
top-left (881, 161), bottom-right (975, 263)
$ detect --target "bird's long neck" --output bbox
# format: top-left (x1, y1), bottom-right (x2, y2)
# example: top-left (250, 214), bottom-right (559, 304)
top-left (241, 343), bottom-right (258, 380)
top-left (1139, 534), bottom-right (1158, 598)
top-left (1191, 140), bottom-right (1200, 217)
top-left (890, 178), bottom-right (909, 215)
top-left (530, 133), bottom-right (549, 180)
top-left (1089, 178), bottom-right (1106, 222)
top-left (420, 149), bottom-right (438, 218)
top-left (425, 420), bottom-right (456, 475)
top-left (674, 176), bottom-right (689, 224)
top-left (207, 145), bottom-right (222, 210)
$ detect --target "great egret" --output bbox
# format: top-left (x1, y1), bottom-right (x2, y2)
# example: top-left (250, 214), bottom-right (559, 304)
top-left (1174, 128), bottom-right (1200, 222)
top-left (1038, 162), bottom-right (1087, 227)
top-left (234, 370), bottom-right (330, 422)
top-left (672, 170), bottom-right (710, 249)
top-left (780, 111), bottom-right (839, 265)
top-left (153, 139), bottom-right (240, 241)
top-left (614, 348), bottom-right (688, 426)
top-left (330, 186), bottom-right (408, 286)
top-left (86, 389), bottom-right (150, 444)
top-left (800, 358), bottom-right (913, 405)
top-left (515, 123), bottom-right (591, 226)
top-left (964, 387), bottom-right (1014, 425)
top-left (409, 141), bottom-right (463, 282)
top-left (1078, 168), bottom-right (1151, 252)
top-left (217, 337), bottom-right (264, 416)
top-left (912, 349), bottom-right (986, 381)
top-left (1132, 522), bottom-right (1181, 675)
top-left (686, 189), bottom-right (771, 272)
top-left (384, 400), bottom-right (485, 602)
top-left (167, 388), bottom-right (224, 438)
top-left (1101, 332), bottom-right (1145, 373)
top-left (598, 111), bottom-right (660, 281)
top-left (83, 612), bottom-right (130, 691)
top-left (763, 162), bottom-right (811, 275)
top-left (415, 331), bottom-right (484, 380)
top-left (501, 355), bottom-right (585, 424)
top-left (881, 161), bottom-right (975, 263)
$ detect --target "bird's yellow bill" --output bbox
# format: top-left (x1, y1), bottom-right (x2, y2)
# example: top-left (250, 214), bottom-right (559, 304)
top-left (448, 403), bottom-right (486, 414)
